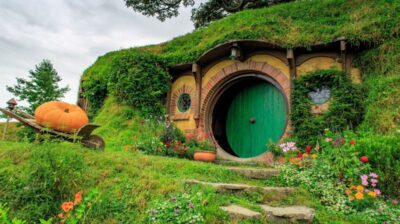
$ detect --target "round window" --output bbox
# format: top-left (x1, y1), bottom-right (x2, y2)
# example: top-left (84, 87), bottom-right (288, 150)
top-left (177, 93), bottom-right (191, 112)
top-left (308, 86), bottom-right (331, 105)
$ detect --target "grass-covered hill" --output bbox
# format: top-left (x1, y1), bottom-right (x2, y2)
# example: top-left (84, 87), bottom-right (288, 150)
top-left (81, 0), bottom-right (399, 144)
top-left (1, 0), bottom-right (400, 223)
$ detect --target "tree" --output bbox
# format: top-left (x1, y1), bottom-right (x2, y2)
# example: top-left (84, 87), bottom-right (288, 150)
top-left (7, 60), bottom-right (70, 113)
top-left (124, 0), bottom-right (294, 28)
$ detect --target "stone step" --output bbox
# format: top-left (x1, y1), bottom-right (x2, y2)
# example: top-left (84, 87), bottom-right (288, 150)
top-left (214, 159), bottom-right (270, 167)
top-left (260, 204), bottom-right (315, 223)
top-left (220, 204), bottom-right (315, 223)
top-left (184, 179), bottom-right (295, 195)
top-left (220, 204), bottom-right (262, 220)
top-left (227, 167), bottom-right (280, 179)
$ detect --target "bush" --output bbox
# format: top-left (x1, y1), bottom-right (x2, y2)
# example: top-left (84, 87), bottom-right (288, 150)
top-left (356, 134), bottom-right (400, 198)
top-left (0, 145), bottom-right (85, 222)
top-left (291, 69), bottom-right (366, 146)
top-left (108, 52), bottom-right (171, 115)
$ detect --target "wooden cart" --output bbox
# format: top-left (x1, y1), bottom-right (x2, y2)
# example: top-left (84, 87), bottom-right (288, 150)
top-left (0, 107), bottom-right (105, 150)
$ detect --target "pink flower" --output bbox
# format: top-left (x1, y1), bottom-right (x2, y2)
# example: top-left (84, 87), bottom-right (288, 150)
top-left (371, 179), bottom-right (378, 184)
top-left (362, 180), bottom-right (369, 186)
top-left (369, 172), bottom-right (378, 178)
top-left (374, 189), bottom-right (381, 195)
top-left (361, 175), bottom-right (368, 181)
top-left (325, 138), bottom-right (332, 143)
top-left (371, 183), bottom-right (377, 187)
top-left (188, 202), bottom-right (194, 208)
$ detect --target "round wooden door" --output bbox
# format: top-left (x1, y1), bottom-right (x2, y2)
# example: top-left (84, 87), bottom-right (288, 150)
top-left (226, 82), bottom-right (287, 158)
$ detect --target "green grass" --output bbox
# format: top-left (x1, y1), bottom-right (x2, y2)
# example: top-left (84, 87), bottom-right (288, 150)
top-left (2, 1), bottom-right (400, 223)
top-left (0, 141), bottom-right (375, 223)
top-left (0, 122), bottom-right (20, 141)
top-left (355, 40), bottom-right (400, 134)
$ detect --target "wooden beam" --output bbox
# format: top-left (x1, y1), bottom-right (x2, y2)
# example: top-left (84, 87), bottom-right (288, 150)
top-left (166, 86), bottom-right (172, 116)
top-left (286, 48), bottom-right (297, 79)
top-left (193, 63), bottom-right (202, 128)
top-left (340, 40), bottom-right (348, 72)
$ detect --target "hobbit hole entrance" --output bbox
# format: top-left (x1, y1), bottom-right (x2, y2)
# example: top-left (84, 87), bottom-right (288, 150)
top-left (162, 39), bottom-right (364, 161)
top-left (210, 75), bottom-right (288, 158)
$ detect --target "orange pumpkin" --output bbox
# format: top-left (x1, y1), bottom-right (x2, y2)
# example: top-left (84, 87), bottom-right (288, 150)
top-left (35, 101), bottom-right (89, 133)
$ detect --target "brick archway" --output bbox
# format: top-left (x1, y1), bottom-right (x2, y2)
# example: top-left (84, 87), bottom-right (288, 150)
top-left (198, 61), bottom-right (291, 161)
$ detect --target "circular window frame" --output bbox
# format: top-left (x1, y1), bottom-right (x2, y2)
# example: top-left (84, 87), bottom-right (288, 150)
top-left (177, 93), bottom-right (191, 113)
top-left (308, 86), bottom-right (331, 105)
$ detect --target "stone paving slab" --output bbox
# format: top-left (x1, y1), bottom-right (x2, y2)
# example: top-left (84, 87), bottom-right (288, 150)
top-left (220, 204), bottom-right (262, 219)
top-left (184, 179), bottom-right (295, 194)
top-left (260, 204), bottom-right (315, 223)
top-left (227, 167), bottom-right (280, 179)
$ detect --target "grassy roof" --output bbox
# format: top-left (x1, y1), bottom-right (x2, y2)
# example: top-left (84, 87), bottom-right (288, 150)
top-left (82, 0), bottom-right (399, 79)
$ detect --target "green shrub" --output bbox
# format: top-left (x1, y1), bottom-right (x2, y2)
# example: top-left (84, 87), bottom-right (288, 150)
top-left (354, 40), bottom-right (400, 134)
top-left (0, 145), bottom-right (85, 222)
top-left (291, 69), bottom-right (366, 146)
top-left (356, 134), bottom-right (400, 198)
top-left (108, 52), bottom-right (171, 115)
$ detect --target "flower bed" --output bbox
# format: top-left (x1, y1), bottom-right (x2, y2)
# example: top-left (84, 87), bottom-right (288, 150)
top-left (275, 130), bottom-right (400, 223)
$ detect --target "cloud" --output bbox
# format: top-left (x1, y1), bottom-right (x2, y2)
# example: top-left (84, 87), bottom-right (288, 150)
top-left (0, 0), bottom-right (196, 116)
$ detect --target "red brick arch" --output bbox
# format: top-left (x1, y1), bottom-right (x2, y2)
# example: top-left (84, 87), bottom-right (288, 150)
top-left (170, 85), bottom-right (194, 120)
top-left (199, 61), bottom-right (291, 131)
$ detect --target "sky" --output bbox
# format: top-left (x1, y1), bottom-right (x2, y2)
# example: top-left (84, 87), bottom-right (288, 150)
top-left (0, 0), bottom-right (199, 115)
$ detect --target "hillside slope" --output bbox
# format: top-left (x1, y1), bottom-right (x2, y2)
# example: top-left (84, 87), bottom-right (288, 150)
top-left (81, 0), bottom-right (399, 141)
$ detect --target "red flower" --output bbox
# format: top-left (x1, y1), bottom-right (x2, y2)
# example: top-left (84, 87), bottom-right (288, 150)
top-left (74, 191), bottom-right (82, 204)
top-left (306, 145), bottom-right (312, 154)
top-left (297, 152), bottom-right (303, 158)
top-left (61, 201), bottom-right (74, 213)
top-left (360, 156), bottom-right (369, 163)
top-left (165, 141), bottom-right (171, 148)
top-left (349, 139), bottom-right (356, 145)
top-left (185, 133), bottom-right (193, 141)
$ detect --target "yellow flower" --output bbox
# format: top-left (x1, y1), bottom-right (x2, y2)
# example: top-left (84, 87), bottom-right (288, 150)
top-left (368, 192), bottom-right (377, 198)
top-left (345, 189), bottom-right (352, 195)
top-left (311, 154), bottom-right (318, 159)
top-left (356, 185), bottom-right (364, 192)
top-left (303, 153), bottom-right (309, 158)
top-left (355, 192), bottom-right (364, 200)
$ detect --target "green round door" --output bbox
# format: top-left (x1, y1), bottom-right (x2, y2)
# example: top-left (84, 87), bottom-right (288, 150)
top-left (226, 82), bottom-right (287, 158)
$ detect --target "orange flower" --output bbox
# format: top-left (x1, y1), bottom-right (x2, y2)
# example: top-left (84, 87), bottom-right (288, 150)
top-left (61, 201), bottom-right (74, 213)
top-left (349, 196), bottom-right (355, 201)
top-left (355, 192), bottom-right (364, 200)
top-left (58, 213), bottom-right (64, 219)
top-left (368, 192), bottom-right (377, 198)
top-left (350, 185), bottom-right (357, 190)
top-left (356, 185), bottom-right (364, 192)
top-left (345, 189), bottom-right (352, 195)
top-left (74, 191), bottom-right (82, 204)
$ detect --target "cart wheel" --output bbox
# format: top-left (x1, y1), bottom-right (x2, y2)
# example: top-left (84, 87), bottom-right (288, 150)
top-left (81, 134), bottom-right (105, 150)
